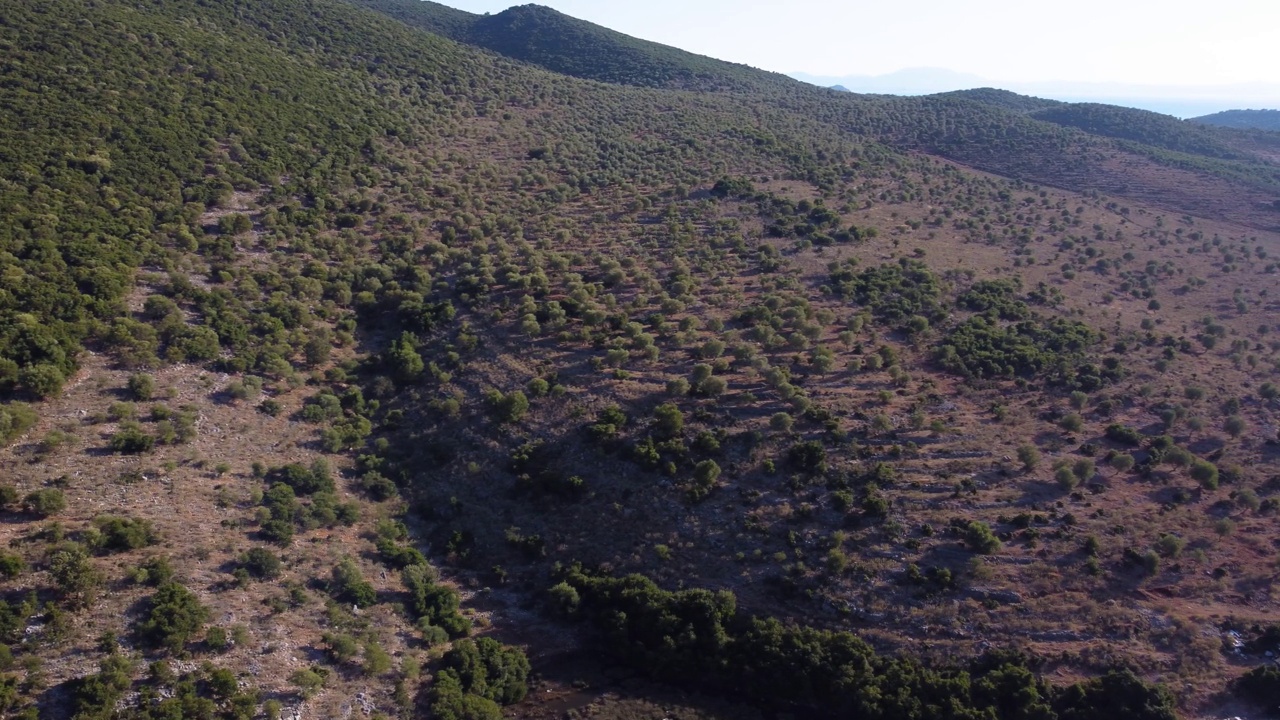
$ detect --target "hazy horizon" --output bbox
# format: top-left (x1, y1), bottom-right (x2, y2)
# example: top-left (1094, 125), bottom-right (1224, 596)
top-left (788, 68), bottom-right (1280, 118)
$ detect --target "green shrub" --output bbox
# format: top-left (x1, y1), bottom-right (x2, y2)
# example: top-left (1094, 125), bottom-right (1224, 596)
top-left (136, 582), bottom-right (209, 651)
top-left (652, 403), bottom-right (685, 439)
top-left (108, 421), bottom-right (155, 454)
top-left (1055, 466), bottom-right (1079, 491)
top-left (1190, 459), bottom-right (1219, 489)
top-left (964, 521), bottom-right (1002, 554)
top-left (1109, 454), bottom-right (1135, 474)
top-left (1104, 423), bottom-right (1143, 446)
top-left (322, 632), bottom-right (360, 663)
top-left (23, 489), bottom-right (65, 517)
top-left (20, 364), bottom-right (65, 399)
top-left (359, 471), bottom-right (398, 501)
top-left (485, 389), bottom-right (529, 424)
top-left (68, 655), bottom-right (135, 718)
top-left (689, 460), bottom-right (721, 500)
top-left (91, 516), bottom-right (159, 552)
top-left (788, 440), bottom-right (826, 474)
top-left (387, 332), bottom-right (425, 384)
top-left (205, 626), bottom-right (230, 652)
top-left (240, 547), bottom-right (283, 579)
top-left (1016, 443), bottom-right (1040, 470)
top-left (546, 582), bottom-right (580, 618)
top-left (403, 564), bottom-right (469, 637)
top-left (438, 638), bottom-right (530, 705)
top-left (289, 666), bottom-right (328, 698)
top-left (1154, 534), bottom-right (1185, 558)
top-left (126, 373), bottom-right (155, 401)
top-left (1234, 666), bottom-right (1280, 714)
top-left (1224, 415), bottom-right (1247, 438)
top-left (329, 558), bottom-right (377, 608)
top-left (269, 460), bottom-right (334, 495)
top-left (50, 542), bottom-right (103, 607)
top-left (0, 552), bottom-right (22, 580)
top-left (363, 639), bottom-right (393, 676)
top-left (376, 538), bottom-right (426, 569)
top-left (136, 556), bottom-right (174, 586)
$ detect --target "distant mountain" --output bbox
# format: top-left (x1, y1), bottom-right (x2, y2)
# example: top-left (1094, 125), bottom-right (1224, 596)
top-left (1191, 109), bottom-right (1280, 131)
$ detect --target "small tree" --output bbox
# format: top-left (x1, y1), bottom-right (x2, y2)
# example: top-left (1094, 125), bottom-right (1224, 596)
top-left (387, 332), bottom-right (424, 385)
top-left (330, 558), bottom-right (377, 608)
top-left (137, 582), bottom-right (209, 651)
top-left (289, 667), bottom-right (328, 698)
top-left (108, 422), bottom-right (155, 454)
top-left (1016, 444), bottom-right (1041, 471)
top-left (1164, 446), bottom-right (1193, 470)
top-left (23, 488), bottom-right (66, 517)
top-left (653, 403), bottom-right (684, 439)
top-left (546, 582), bottom-right (580, 618)
top-left (50, 542), bottom-right (104, 607)
top-left (690, 460), bottom-right (721, 500)
top-left (1223, 415), bottom-right (1247, 439)
top-left (964, 521), bottom-right (1002, 554)
top-left (1190, 459), bottom-right (1219, 489)
top-left (1109, 453), bottom-right (1135, 475)
top-left (488, 390), bottom-right (529, 424)
top-left (126, 373), bottom-right (155, 401)
top-left (240, 547), bottom-right (283, 579)
top-left (1059, 413), bottom-right (1084, 433)
top-left (1072, 458), bottom-right (1096, 483)
top-left (1055, 466), bottom-right (1079, 491)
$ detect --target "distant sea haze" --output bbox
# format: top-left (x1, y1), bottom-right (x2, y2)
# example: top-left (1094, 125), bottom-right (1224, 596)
top-left (790, 68), bottom-right (1280, 119)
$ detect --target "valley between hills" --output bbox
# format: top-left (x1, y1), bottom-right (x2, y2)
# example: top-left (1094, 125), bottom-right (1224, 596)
top-left (0, 1), bottom-right (1279, 718)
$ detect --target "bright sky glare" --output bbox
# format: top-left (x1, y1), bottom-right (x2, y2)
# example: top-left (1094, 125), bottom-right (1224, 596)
top-left (433, 0), bottom-right (1279, 87)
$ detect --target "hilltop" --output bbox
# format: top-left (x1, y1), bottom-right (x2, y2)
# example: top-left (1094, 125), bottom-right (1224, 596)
top-left (350, 0), bottom-right (796, 92)
top-left (0, 1), bottom-right (1278, 719)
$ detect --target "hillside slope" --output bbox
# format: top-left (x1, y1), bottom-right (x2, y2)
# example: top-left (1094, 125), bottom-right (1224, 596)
top-left (0, 1), bottom-right (1279, 719)
top-left (353, 2), bottom-right (1280, 229)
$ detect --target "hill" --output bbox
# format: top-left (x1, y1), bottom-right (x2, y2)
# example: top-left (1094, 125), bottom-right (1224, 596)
top-left (351, 0), bottom-right (796, 92)
top-left (1191, 108), bottom-right (1280, 131)
top-left (0, 1), bottom-right (1279, 719)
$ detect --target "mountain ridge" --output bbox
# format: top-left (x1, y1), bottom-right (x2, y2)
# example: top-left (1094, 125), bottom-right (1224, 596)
top-left (1191, 108), bottom-right (1280, 132)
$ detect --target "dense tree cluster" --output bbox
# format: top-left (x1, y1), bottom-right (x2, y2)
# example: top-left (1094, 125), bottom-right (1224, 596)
top-left (559, 569), bottom-right (1178, 719)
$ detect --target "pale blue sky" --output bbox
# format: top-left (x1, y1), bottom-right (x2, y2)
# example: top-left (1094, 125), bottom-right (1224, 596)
top-left (433, 0), bottom-right (1278, 87)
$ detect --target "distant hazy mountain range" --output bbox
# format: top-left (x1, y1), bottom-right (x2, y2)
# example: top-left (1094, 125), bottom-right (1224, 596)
top-left (791, 68), bottom-right (1280, 120)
